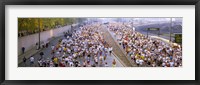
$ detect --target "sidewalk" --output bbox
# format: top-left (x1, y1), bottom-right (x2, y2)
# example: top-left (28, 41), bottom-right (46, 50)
top-left (18, 47), bottom-right (43, 64)
top-left (18, 37), bottom-right (57, 64)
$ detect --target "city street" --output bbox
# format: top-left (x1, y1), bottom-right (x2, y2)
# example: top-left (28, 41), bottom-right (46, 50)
top-left (18, 31), bottom-right (123, 67)
top-left (18, 18), bottom-right (182, 67)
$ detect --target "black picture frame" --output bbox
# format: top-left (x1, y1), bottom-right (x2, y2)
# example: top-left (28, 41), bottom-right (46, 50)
top-left (0, 0), bottom-right (199, 85)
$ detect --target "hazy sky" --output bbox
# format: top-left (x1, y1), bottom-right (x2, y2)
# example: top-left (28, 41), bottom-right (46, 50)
top-left (89, 18), bottom-right (182, 22)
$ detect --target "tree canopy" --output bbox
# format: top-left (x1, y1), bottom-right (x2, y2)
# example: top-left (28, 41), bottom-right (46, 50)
top-left (18, 18), bottom-right (87, 32)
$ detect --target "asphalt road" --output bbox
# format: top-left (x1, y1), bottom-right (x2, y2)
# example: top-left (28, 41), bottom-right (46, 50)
top-left (18, 34), bottom-right (123, 67)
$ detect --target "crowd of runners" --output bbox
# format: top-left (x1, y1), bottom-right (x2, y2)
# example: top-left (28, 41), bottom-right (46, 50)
top-left (24, 22), bottom-right (182, 67)
top-left (27, 24), bottom-right (116, 67)
top-left (107, 22), bottom-right (182, 67)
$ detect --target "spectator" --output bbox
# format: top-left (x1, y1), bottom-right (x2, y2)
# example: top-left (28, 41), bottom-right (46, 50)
top-left (22, 47), bottom-right (25, 54)
top-left (23, 56), bottom-right (26, 66)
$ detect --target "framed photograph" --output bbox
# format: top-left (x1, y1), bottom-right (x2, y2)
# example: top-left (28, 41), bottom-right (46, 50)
top-left (0, 0), bottom-right (199, 85)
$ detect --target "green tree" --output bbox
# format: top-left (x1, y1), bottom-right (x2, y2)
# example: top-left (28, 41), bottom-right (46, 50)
top-left (18, 18), bottom-right (87, 36)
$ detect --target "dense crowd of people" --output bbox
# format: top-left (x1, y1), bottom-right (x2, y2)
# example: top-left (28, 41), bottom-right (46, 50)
top-left (23, 22), bottom-right (182, 67)
top-left (107, 22), bottom-right (182, 67)
top-left (27, 24), bottom-right (116, 67)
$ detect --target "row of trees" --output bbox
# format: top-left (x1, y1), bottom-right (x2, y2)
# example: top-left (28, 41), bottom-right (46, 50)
top-left (18, 18), bottom-right (87, 37)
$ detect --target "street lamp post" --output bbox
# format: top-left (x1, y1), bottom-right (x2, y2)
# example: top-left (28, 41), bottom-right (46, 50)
top-left (132, 18), bottom-right (134, 30)
top-left (147, 28), bottom-right (149, 37)
top-left (158, 23), bottom-right (160, 37)
top-left (170, 18), bottom-right (172, 42)
top-left (38, 18), bottom-right (41, 49)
